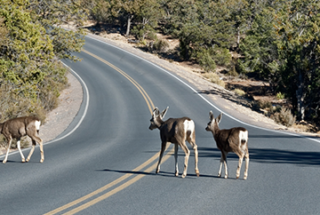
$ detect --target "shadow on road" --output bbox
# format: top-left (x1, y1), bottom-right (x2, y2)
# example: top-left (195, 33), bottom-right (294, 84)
top-left (198, 147), bottom-right (320, 166)
top-left (99, 169), bottom-right (216, 178)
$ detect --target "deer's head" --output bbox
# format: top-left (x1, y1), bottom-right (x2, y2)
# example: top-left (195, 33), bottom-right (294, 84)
top-left (149, 106), bottom-right (169, 130)
top-left (205, 111), bottom-right (222, 134)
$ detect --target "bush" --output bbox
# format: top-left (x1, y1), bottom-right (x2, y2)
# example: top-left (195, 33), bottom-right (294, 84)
top-left (272, 107), bottom-right (296, 127)
top-left (146, 32), bottom-right (157, 40)
top-left (233, 88), bottom-right (246, 96)
top-left (153, 39), bottom-right (169, 52)
top-left (276, 92), bottom-right (285, 100)
top-left (203, 72), bottom-right (225, 88)
top-left (251, 100), bottom-right (274, 115)
top-left (197, 49), bottom-right (216, 72)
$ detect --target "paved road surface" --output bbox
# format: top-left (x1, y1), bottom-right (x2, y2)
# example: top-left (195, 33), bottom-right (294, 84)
top-left (1, 36), bottom-right (320, 215)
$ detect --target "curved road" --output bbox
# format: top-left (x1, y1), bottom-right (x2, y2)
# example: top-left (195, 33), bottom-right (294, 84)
top-left (1, 36), bottom-right (320, 215)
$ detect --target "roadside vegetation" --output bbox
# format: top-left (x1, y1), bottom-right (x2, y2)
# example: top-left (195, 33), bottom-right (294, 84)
top-left (0, 0), bottom-right (88, 148)
top-left (82, 0), bottom-right (320, 131)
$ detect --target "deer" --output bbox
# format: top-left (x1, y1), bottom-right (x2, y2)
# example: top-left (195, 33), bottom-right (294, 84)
top-left (149, 106), bottom-right (199, 178)
top-left (205, 111), bottom-right (249, 180)
top-left (0, 116), bottom-right (44, 163)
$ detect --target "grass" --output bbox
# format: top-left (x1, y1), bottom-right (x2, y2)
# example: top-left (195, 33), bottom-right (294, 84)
top-left (202, 72), bottom-right (225, 88)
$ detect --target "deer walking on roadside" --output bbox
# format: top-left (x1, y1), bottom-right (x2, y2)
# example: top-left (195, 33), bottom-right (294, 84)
top-left (149, 107), bottom-right (199, 178)
top-left (205, 111), bottom-right (249, 179)
top-left (0, 116), bottom-right (44, 163)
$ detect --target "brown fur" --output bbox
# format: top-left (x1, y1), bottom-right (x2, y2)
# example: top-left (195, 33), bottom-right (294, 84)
top-left (0, 116), bottom-right (44, 163)
top-left (149, 107), bottom-right (199, 178)
top-left (206, 112), bottom-right (249, 180)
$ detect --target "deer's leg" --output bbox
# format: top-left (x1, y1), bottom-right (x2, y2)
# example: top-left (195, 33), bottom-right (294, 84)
top-left (16, 138), bottom-right (26, 163)
top-left (218, 153), bottom-right (223, 177)
top-left (180, 143), bottom-right (190, 178)
top-left (26, 140), bottom-right (36, 162)
top-left (222, 151), bottom-right (228, 179)
top-left (174, 144), bottom-right (179, 176)
top-left (244, 150), bottom-right (249, 180)
top-left (236, 154), bottom-right (244, 179)
top-left (3, 137), bottom-right (13, 164)
top-left (188, 138), bottom-right (199, 177)
top-left (156, 141), bottom-right (167, 174)
top-left (27, 135), bottom-right (44, 163)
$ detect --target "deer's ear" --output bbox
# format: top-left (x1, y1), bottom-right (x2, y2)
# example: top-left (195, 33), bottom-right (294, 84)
top-left (153, 107), bottom-right (160, 116)
top-left (209, 111), bottom-right (214, 121)
top-left (160, 106), bottom-right (169, 119)
top-left (216, 113), bottom-right (222, 124)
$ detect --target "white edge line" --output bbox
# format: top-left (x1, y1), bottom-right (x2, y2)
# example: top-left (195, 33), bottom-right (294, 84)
top-left (44, 62), bottom-right (90, 145)
top-left (86, 34), bottom-right (320, 144)
top-left (0, 62), bottom-right (90, 159)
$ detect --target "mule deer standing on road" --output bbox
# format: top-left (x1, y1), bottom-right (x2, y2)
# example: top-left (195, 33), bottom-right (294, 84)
top-left (149, 107), bottom-right (199, 178)
top-left (205, 111), bottom-right (249, 179)
top-left (0, 116), bottom-right (44, 163)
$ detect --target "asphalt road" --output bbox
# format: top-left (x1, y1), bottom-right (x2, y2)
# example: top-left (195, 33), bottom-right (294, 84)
top-left (1, 36), bottom-right (320, 215)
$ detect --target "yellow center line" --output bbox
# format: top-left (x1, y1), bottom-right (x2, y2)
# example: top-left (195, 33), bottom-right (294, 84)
top-left (82, 49), bottom-right (155, 113)
top-left (44, 49), bottom-right (167, 215)
top-left (44, 150), bottom-right (162, 215)
top-left (63, 148), bottom-right (174, 215)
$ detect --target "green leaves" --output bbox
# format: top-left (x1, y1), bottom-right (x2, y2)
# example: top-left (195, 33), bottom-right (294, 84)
top-left (239, 0), bottom-right (320, 120)
top-left (0, 0), bottom-right (87, 120)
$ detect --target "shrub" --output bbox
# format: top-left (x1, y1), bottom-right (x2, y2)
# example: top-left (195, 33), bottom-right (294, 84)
top-left (153, 39), bottom-right (169, 52)
top-left (203, 72), bottom-right (225, 88)
top-left (146, 32), bottom-right (157, 40)
top-left (276, 92), bottom-right (285, 100)
top-left (251, 100), bottom-right (274, 114)
top-left (233, 88), bottom-right (246, 96)
top-left (197, 49), bottom-right (216, 72)
top-left (272, 107), bottom-right (296, 127)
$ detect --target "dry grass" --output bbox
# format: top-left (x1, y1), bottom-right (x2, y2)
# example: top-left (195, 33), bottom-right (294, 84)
top-left (202, 72), bottom-right (225, 88)
top-left (233, 88), bottom-right (246, 96)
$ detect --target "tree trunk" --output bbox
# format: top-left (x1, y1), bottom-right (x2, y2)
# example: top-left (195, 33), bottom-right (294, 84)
top-left (126, 14), bottom-right (134, 36)
top-left (296, 68), bottom-right (305, 121)
top-left (237, 27), bottom-right (240, 48)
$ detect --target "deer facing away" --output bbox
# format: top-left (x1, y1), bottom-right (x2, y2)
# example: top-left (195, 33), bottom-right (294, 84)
top-left (205, 111), bottom-right (249, 180)
top-left (0, 116), bottom-right (44, 163)
top-left (149, 107), bottom-right (199, 178)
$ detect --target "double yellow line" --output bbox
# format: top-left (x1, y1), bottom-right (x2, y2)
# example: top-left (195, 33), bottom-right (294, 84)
top-left (45, 49), bottom-right (172, 215)
top-left (82, 49), bottom-right (155, 114)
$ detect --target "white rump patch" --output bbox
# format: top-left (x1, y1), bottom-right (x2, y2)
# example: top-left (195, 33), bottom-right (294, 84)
top-left (239, 130), bottom-right (248, 150)
top-left (184, 120), bottom-right (195, 137)
top-left (35, 120), bottom-right (41, 130)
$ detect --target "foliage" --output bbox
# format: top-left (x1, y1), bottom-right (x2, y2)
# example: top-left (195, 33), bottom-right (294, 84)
top-left (276, 92), bottom-right (285, 100)
top-left (153, 39), bottom-right (169, 52)
top-left (233, 88), bottom-right (246, 97)
top-left (239, 0), bottom-right (320, 121)
top-left (0, 0), bottom-right (86, 124)
top-left (28, 0), bottom-right (87, 62)
top-left (272, 107), bottom-right (296, 127)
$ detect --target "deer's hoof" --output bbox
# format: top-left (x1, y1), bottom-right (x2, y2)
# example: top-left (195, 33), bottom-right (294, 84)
top-left (26, 159), bottom-right (30, 162)
top-left (244, 176), bottom-right (247, 180)
top-left (21, 159), bottom-right (25, 163)
top-left (181, 174), bottom-right (186, 178)
top-left (196, 170), bottom-right (200, 177)
top-left (175, 172), bottom-right (179, 177)
top-left (40, 159), bottom-right (44, 163)
top-left (217, 174), bottom-right (221, 178)
top-left (2, 160), bottom-right (7, 164)
top-left (224, 175), bottom-right (228, 179)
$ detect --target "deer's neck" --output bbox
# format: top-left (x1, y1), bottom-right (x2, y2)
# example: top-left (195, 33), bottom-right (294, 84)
top-left (213, 126), bottom-right (221, 139)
